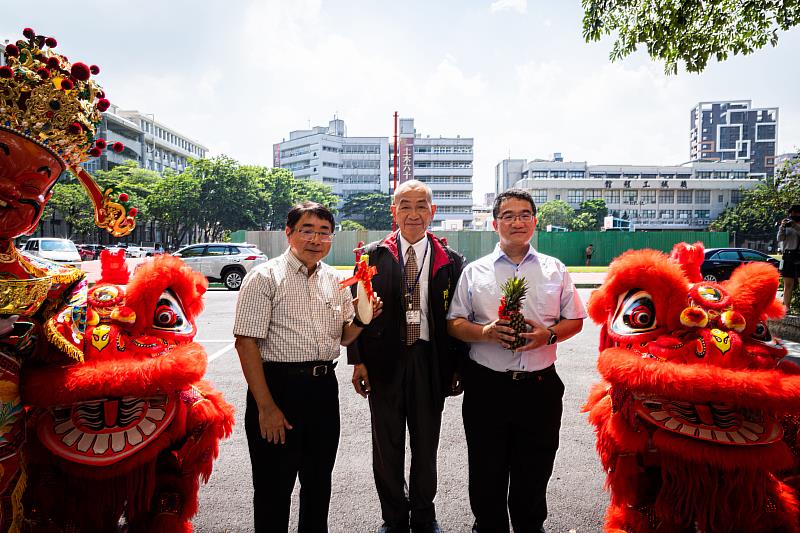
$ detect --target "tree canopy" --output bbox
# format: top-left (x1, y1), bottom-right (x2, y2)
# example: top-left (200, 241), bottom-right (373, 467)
top-left (536, 200), bottom-right (575, 230)
top-left (341, 192), bottom-right (393, 230)
top-left (710, 154), bottom-right (800, 238)
top-left (582, 0), bottom-right (800, 73)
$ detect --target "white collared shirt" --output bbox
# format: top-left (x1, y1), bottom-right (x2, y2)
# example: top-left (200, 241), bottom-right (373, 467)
top-left (399, 233), bottom-right (431, 341)
top-left (447, 243), bottom-right (587, 372)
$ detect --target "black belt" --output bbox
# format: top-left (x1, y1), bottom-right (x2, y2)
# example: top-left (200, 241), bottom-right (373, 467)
top-left (506, 364), bottom-right (556, 381)
top-left (263, 360), bottom-right (337, 377)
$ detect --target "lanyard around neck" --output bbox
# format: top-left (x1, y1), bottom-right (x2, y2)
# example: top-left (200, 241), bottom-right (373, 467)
top-left (398, 237), bottom-right (429, 301)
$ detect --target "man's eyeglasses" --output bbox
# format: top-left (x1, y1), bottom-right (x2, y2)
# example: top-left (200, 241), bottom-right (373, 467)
top-left (296, 229), bottom-right (335, 242)
top-left (497, 212), bottom-right (534, 223)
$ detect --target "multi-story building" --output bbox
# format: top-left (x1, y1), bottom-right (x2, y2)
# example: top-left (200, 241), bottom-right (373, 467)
top-left (504, 155), bottom-right (759, 230)
top-left (273, 119), bottom-right (390, 201)
top-left (690, 100), bottom-right (778, 178)
top-left (274, 117), bottom-right (474, 228)
top-left (83, 105), bottom-right (208, 174)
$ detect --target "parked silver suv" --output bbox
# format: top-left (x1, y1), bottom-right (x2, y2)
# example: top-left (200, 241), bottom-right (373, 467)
top-left (172, 243), bottom-right (267, 290)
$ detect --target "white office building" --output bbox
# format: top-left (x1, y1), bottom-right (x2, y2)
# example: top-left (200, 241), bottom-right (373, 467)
top-left (82, 105), bottom-right (208, 174)
top-left (501, 155), bottom-right (759, 230)
top-left (273, 118), bottom-right (474, 228)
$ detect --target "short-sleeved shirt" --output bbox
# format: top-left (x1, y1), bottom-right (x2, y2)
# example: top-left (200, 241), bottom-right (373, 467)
top-left (233, 248), bottom-right (355, 362)
top-left (778, 222), bottom-right (800, 252)
top-left (447, 243), bottom-right (587, 372)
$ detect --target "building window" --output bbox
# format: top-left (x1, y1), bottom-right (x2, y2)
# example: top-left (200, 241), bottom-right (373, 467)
top-left (731, 190), bottom-right (744, 204)
top-left (641, 190), bottom-right (656, 204)
top-left (531, 171), bottom-right (548, 178)
top-left (567, 190), bottom-right (584, 204)
top-left (604, 190), bottom-right (620, 204)
top-left (641, 209), bottom-right (657, 219)
top-left (677, 209), bottom-right (692, 220)
top-left (717, 194), bottom-right (724, 203)
top-left (623, 190), bottom-right (638, 205)
top-left (659, 190), bottom-right (674, 203)
top-left (696, 171), bottom-right (712, 179)
top-left (529, 190), bottom-right (547, 204)
top-left (585, 189), bottom-right (603, 200)
top-left (695, 190), bottom-right (711, 204)
top-left (659, 209), bottom-right (674, 219)
top-left (569, 171), bottom-right (585, 178)
top-left (677, 190), bottom-right (693, 204)
top-left (695, 210), bottom-right (711, 219)
top-left (551, 171), bottom-right (567, 178)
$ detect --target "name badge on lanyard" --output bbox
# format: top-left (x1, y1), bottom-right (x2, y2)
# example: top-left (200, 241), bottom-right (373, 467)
top-left (406, 309), bottom-right (421, 324)
top-left (399, 239), bottom-right (429, 327)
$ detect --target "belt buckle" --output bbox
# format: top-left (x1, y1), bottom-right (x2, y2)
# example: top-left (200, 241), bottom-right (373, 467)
top-left (312, 364), bottom-right (328, 377)
top-left (510, 371), bottom-right (525, 381)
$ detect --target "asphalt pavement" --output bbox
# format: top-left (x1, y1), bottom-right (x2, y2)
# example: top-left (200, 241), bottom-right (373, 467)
top-left (191, 288), bottom-right (607, 533)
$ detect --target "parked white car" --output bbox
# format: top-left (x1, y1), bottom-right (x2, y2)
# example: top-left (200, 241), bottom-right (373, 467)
top-left (22, 238), bottom-right (82, 265)
top-left (172, 243), bottom-right (267, 290)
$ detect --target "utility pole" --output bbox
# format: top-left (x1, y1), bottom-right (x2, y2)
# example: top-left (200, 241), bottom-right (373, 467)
top-left (393, 111), bottom-right (398, 232)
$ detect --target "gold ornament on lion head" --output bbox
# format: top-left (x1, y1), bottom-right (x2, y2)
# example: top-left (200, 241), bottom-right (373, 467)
top-left (1, 27), bottom-right (135, 237)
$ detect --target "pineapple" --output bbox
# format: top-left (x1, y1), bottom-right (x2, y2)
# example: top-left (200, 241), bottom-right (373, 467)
top-left (499, 276), bottom-right (528, 349)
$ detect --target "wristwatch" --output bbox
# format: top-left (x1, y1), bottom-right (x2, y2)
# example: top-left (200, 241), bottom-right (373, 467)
top-left (546, 327), bottom-right (558, 345)
top-left (352, 316), bottom-right (366, 328)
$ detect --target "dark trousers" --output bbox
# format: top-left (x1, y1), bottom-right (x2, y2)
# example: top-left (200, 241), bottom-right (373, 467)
top-left (463, 359), bottom-right (564, 533)
top-left (245, 362), bottom-right (340, 533)
top-left (368, 341), bottom-right (441, 527)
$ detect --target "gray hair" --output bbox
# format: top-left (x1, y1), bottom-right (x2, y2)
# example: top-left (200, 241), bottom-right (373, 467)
top-left (393, 179), bottom-right (432, 204)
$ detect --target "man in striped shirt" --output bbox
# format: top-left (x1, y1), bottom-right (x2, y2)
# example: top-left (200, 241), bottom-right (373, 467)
top-left (234, 201), bottom-right (380, 532)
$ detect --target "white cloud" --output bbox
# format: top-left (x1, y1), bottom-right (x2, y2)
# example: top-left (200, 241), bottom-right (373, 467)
top-left (490, 0), bottom-right (527, 14)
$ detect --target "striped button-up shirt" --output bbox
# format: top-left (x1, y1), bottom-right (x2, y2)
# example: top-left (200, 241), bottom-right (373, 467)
top-left (233, 248), bottom-right (355, 362)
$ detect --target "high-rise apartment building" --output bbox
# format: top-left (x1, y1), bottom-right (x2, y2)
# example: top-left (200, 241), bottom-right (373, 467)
top-left (690, 100), bottom-right (778, 178)
top-left (274, 118), bottom-right (474, 228)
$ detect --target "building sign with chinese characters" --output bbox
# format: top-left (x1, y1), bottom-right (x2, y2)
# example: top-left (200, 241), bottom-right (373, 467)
top-left (398, 136), bottom-right (414, 184)
top-left (273, 143), bottom-right (281, 168)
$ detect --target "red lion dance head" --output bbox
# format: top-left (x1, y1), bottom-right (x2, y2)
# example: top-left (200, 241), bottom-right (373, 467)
top-left (584, 242), bottom-right (800, 533)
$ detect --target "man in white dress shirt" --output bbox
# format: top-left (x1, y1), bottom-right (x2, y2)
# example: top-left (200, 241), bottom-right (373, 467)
top-left (447, 189), bottom-right (587, 533)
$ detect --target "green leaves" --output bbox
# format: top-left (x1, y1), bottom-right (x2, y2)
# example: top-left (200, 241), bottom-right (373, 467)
top-left (341, 192), bottom-right (393, 230)
top-left (710, 154), bottom-right (800, 237)
top-left (582, 0), bottom-right (800, 73)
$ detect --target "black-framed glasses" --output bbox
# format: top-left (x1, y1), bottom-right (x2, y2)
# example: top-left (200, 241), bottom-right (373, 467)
top-left (296, 229), bottom-right (335, 242)
top-left (497, 212), bottom-right (534, 223)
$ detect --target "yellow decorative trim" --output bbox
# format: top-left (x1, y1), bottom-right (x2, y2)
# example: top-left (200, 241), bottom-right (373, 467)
top-left (0, 277), bottom-right (52, 316)
top-left (9, 463), bottom-right (26, 533)
top-left (44, 320), bottom-right (84, 363)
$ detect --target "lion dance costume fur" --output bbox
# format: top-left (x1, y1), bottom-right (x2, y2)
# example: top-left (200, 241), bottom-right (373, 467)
top-left (584, 242), bottom-right (800, 533)
top-left (0, 28), bottom-right (233, 531)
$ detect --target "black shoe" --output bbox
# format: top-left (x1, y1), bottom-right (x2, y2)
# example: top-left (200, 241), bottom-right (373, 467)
top-left (378, 523), bottom-right (410, 533)
top-left (411, 520), bottom-right (441, 533)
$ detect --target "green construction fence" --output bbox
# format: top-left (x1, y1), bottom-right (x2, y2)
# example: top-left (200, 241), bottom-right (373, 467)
top-left (236, 230), bottom-right (729, 267)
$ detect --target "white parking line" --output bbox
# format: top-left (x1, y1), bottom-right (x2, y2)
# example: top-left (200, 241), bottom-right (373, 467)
top-left (208, 342), bottom-right (235, 363)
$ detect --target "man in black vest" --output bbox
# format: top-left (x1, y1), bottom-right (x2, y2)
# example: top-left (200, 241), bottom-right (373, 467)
top-left (348, 180), bottom-right (467, 533)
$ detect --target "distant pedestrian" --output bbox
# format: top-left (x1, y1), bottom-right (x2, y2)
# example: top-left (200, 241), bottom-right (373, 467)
top-left (778, 205), bottom-right (800, 310)
top-left (585, 244), bottom-right (594, 267)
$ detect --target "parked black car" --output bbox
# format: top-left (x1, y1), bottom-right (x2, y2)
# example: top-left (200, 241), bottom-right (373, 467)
top-left (700, 248), bottom-right (779, 282)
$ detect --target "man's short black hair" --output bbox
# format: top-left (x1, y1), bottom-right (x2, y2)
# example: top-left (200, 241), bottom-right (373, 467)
top-left (493, 189), bottom-right (537, 219)
top-left (789, 205), bottom-right (800, 214)
top-left (286, 201), bottom-right (335, 230)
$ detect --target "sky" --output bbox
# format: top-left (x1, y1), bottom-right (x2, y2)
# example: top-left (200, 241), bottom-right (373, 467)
top-left (3, 0), bottom-right (799, 202)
